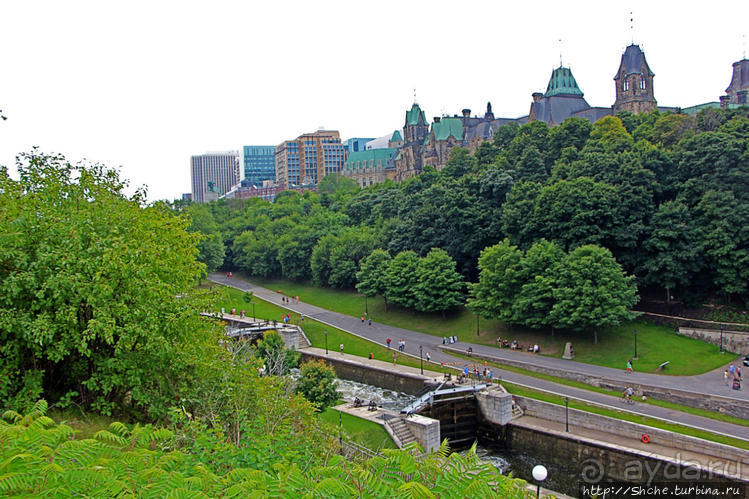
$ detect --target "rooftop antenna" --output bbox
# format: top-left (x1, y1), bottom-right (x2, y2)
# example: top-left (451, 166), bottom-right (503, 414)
top-left (630, 11), bottom-right (634, 44)
top-left (743, 34), bottom-right (746, 59)
top-left (413, 88), bottom-right (417, 104)
top-left (558, 38), bottom-right (563, 67)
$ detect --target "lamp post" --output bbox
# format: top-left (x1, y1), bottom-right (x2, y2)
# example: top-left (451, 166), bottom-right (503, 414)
top-left (476, 313), bottom-right (480, 336)
top-left (419, 345), bottom-right (423, 374)
top-left (720, 325), bottom-right (724, 354)
top-left (565, 396), bottom-right (569, 432)
top-left (365, 295), bottom-right (368, 315)
top-left (633, 328), bottom-right (638, 360)
top-left (532, 464), bottom-right (548, 498)
top-left (252, 301), bottom-right (255, 321)
top-left (324, 329), bottom-right (328, 355)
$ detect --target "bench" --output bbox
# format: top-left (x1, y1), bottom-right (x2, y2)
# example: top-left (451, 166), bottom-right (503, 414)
top-left (656, 361), bottom-right (670, 372)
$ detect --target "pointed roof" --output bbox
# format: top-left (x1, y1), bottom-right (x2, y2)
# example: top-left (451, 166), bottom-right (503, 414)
top-left (725, 58), bottom-right (749, 94)
top-left (405, 103), bottom-right (427, 126)
top-left (544, 66), bottom-right (584, 97)
top-left (391, 130), bottom-right (403, 142)
top-left (617, 44), bottom-right (654, 77)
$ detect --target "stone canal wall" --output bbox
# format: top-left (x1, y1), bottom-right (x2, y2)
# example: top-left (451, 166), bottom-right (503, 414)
top-left (299, 351), bottom-right (433, 395)
top-left (677, 327), bottom-right (749, 355)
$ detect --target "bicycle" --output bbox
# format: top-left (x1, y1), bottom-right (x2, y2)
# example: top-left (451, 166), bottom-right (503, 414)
top-left (621, 390), bottom-right (635, 405)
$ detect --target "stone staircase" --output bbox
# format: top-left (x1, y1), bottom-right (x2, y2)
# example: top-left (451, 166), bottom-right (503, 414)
top-left (512, 399), bottom-right (524, 419)
top-left (386, 417), bottom-right (417, 448)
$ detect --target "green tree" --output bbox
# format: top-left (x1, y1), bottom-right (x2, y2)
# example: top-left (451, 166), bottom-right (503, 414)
top-left (295, 359), bottom-right (338, 412)
top-left (512, 239), bottom-right (564, 329)
top-left (414, 248), bottom-right (465, 314)
top-left (255, 330), bottom-right (300, 376)
top-left (639, 201), bottom-right (701, 302)
top-left (467, 240), bottom-right (523, 322)
top-left (186, 204), bottom-right (225, 273)
top-left (549, 245), bottom-right (638, 343)
top-left (356, 249), bottom-right (392, 310)
top-left (0, 152), bottom-right (208, 416)
top-left (384, 251), bottom-right (420, 309)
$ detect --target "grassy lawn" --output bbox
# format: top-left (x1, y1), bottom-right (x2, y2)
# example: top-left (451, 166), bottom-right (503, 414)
top-left (214, 284), bottom-right (449, 374)
top-left (240, 275), bottom-right (733, 375)
top-left (320, 407), bottom-right (397, 451)
top-left (502, 382), bottom-right (749, 451)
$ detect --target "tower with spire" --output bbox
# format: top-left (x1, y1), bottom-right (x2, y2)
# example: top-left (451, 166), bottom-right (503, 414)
top-left (613, 44), bottom-right (657, 114)
top-left (720, 57), bottom-right (749, 107)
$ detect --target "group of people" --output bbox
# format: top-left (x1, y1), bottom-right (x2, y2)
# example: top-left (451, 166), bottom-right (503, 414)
top-left (724, 364), bottom-right (742, 390)
top-left (229, 308), bottom-right (246, 318)
top-left (442, 336), bottom-right (458, 345)
top-left (496, 338), bottom-right (539, 353)
top-left (461, 365), bottom-right (494, 382)
top-left (281, 314), bottom-right (291, 323)
top-left (361, 316), bottom-right (373, 327)
top-left (281, 295), bottom-right (299, 304)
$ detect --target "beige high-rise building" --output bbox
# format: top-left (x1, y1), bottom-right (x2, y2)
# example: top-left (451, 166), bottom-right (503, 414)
top-left (275, 130), bottom-right (345, 188)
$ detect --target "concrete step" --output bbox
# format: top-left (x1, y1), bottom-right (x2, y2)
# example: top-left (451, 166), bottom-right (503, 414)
top-left (387, 418), bottom-right (416, 447)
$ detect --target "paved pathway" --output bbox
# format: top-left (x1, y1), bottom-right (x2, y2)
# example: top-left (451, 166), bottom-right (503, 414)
top-left (209, 273), bottom-right (749, 441)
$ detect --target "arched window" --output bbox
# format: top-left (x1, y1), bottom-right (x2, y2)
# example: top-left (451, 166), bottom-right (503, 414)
top-left (640, 79), bottom-right (646, 90)
top-left (623, 80), bottom-right (629, 92)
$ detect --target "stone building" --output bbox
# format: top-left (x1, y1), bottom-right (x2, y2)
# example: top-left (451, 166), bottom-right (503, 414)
top-left (342, 147), bottom-right (398, 188)
top-left (721, 58), bottom-right (749, 107)
top-left (613, 44), bottom-right (658, 114)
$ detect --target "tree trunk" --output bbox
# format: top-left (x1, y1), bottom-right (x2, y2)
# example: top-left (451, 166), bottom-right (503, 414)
top-left (665, 286), bottom-right (671, 304)
top-left (383, 296), bottom-right (388, 312)
top-left (593, 329), bottom-right (598, 344)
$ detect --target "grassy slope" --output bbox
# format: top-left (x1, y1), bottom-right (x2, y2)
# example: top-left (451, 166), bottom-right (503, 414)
top-left (319, 407), bottom-right (397, 451)
top-left (242, 275), bottom-right (734, 375)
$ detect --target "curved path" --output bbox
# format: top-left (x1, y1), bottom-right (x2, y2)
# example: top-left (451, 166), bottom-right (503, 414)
top-left (209, 273), bottom-right (749, 441)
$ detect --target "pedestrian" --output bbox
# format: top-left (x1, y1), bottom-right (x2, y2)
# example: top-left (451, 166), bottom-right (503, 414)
top-left (730, 364), bottom-right (735, 377)
top-left (296, 296), bottom-right (299, 304)
top-left (442, 337), bottom-right (446, 345)
top-left (369, 352), bottom-right (374, 360)
top-left (738, 367), bottom-right (742, 379)
top-left (300, 313), bottom-right (304, 322)
top-left (402, 340), bottom-right (406, 351)
top-left (361, 316), bottom-right (365, 323)
top-left (426, 352), bottom-right (431, 362)
top-left (240, 310), bottom-right (245, 318)
top-left (386, 337), bottom-right (392, 348)
top-left (340, 343), bottom-right (344, 355)
top-left (626, 359), bottom-right (633, 374)
top-left (724, 370), bottom-right (729, 386)
top-left (368, 318), bottom-right (372, 327)
top-left (393, 352), bottom-right (397, 365)
top-left (454, 335), bottom-right (458, 343)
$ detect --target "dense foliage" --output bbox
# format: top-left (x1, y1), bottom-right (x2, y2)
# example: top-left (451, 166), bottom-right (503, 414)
top-left (192, 108), bottom-right (749, 309)
top-left (0, 402), bottom-right (530, 497)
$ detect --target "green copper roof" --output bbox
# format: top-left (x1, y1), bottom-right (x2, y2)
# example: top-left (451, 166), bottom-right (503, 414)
top-left (544, 66), bottom-right (584, 97)
top-left (345, 148), bottom-right (398, 169)
top-left (406, 103), bottom-right (426, 126)
top-left (432, 117), bottom-right (463, 141)
top-left (391, 130), bottom-right (403, 142)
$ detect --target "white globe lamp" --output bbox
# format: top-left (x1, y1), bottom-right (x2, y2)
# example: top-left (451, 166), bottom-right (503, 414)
top-left (532, 464), bottom-right (548, 498)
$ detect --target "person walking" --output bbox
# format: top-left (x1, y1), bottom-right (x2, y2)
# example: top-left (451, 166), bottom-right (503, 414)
top-left (386, 337), bottom-right (392, 349)
top-left (626, 359), bottom-right (633, 374)
top-left (368, 318), bottom-right (372, 327)
top-left (426, 352), bottom-right (431, 363)
top-left (339, 343), bottom-right (344, 355)
top-left (724, 370), bottom-right (729, 386)
top-left (392, 352), bottom-right (397, 365)
top-left (361, 316), bottom-right (365, 323)
top-left (730, 364), bottom-right (736, 378)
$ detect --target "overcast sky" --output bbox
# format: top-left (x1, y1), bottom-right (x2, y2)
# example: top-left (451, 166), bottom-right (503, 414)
top-left (1, 0), bottom-right (747, 201)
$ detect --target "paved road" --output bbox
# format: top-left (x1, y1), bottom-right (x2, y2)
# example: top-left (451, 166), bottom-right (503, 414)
top-left (209, 273), bottom-right (749, 440)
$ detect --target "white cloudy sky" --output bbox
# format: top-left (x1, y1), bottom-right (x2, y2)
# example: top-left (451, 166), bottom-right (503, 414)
top-left (1, 0), bottom-right (747, 201)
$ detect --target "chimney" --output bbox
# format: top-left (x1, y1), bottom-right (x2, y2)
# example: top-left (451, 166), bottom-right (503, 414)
top-left (532, 92), bottom-right (543, 103)
top-left (433, 116), bottom-right (441, 123)
top-left (462, 108), bottom-right (471, 118)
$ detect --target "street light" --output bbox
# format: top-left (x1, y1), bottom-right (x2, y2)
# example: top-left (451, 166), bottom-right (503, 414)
top-left (476, 313), bottom-right (480, 336)
top-left (633, 328), bottom-right (638, 360)
top-left (324, 329), bottom-right (328, 355)
top-left (720, 325), bottom-right (724, 354)
top-left (532, 464), bottom-right (548, 499)
top-left (565, 396), bottom-right (569, 432)
top-left (419, 345), bottom-right (423, 374)
top-left (365, 295), bottom-right (368, 315)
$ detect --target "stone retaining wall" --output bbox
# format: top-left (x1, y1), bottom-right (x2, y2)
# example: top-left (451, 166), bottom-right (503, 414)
top-left (677, 327), bottom-right (749, 355)
top-left (514, 396), bottom-right (748, 466)
top-left (299, 351), bottom-right (432, 395)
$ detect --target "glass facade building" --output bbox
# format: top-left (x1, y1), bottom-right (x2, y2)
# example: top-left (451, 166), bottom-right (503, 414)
top-left (275, 130), bottom-right (345, 188)
top-left (242, 146), bottom-right (276, 187)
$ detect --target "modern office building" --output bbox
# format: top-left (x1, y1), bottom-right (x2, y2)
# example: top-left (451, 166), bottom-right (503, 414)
top-left (275, 130), bottom-right (345, 188)
top-left (190, 151), bottom-right (241, 203)
top-left (242, 145), bottom-right (276, 187)
top-left (343, 137), bottom-right (374, 155)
